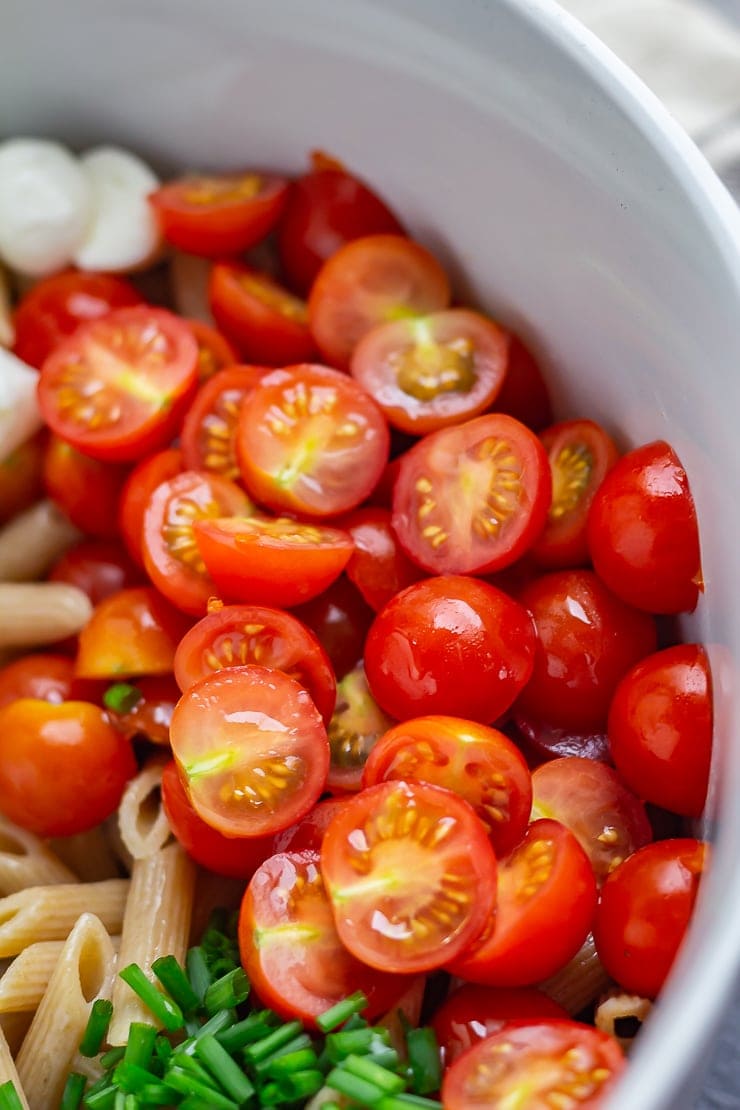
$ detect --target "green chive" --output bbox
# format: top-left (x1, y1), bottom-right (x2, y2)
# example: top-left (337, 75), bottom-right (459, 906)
top-left (194, 1034), bottom-right (255, 1102)
top-left (406, 1028), bottom-right (441, 1095)
top-left (377, 1096), bottom-right (444, 1110)
top-left (186, 947), bottom-right (212, 1003)
top-left (321, 1103), bottom-right (342, 1110)
top-left (317, 991), bottom-right (368, 1032)
top-left (242, 1020), bottom-right (303, 1065)
top-left (326, 1066), bottom-right (387, 1104)
top-left (123, 1023), bottom-right (158, 1069)
top-left (83, 1086), bottom-right (118, 1110)
top-left (216, 1010), bottom-right (280, 1053)
top-left (188, 1008), bottom-right (237, 1044)
top-left (343, 1053), bottom-right (406, 1095)
top-left (163, 1068), bottom-right (239, 1109)
top-left (203, 966), bottom-right (249, 1014)
top-left (99, 1046), bottom-right (126, 1070)
top-left (326, 1025), bottom-right (377, 1060)
top-left (166, 1052), bottom-right (216, 1086)
top-left (274, 1069), bottom-right (325, 1100)
top-left (113, 1063), bottom-right (160, 1095)
top-left (341, 1013), bottom-right (369, 1032)
top-left (128, 1083), bottom-right (172, 1107)
top-left (252, 1033), bottom-right (313, 1076)
top-left (152, 955), bottom-right (201, 1015)
top-left (60, 1073), bottom-right (87, 1110)
top-left (79, 998), bottom-right (114, 1057)
top-left (103, 683), bottom-right (143, 715)
top-left (368, 1042), bottom-right (400, 1070)
top-left (118, 964), bottom-right (184, 1032)
top-left (265, 1046), bottom-right (320, 1076)
top-left (257, 1081), bottom-right (282, 1106)
top-left (0, 1082), bottom-right (25, 1110)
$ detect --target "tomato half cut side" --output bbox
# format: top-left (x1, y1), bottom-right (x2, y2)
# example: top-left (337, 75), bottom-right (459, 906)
top-left (173, 602), bottom-right (336, 724)
top-left (186, 319), bottom-right (239, 382)
top-left (180, 365), bottom-right (268, 481)
top-left (392, 413), bottom-right (551, 575)
top-left (239, 849), bottom-right (407, 1026)
top-left (75, 586), bottom-right (192, 679)
top-left (209, 263), bottom-right (315, 365)
top-left (170, 665), bottom-right (330, 838)
top-left (118, 447), bottom-right (183, 568)
top-left (326, 663), bottom-right (395, 792)
top-left (236, 363), bottom-right (390, 518)
top-left (308, 235), bottom-right (451, 370)
top-left (320, 779), bottom-right (498, 974)
top-left (38, 307), bottom-right (199, 462)
top-left (350, 309), bottom-right (510, 434)
top-left (149, 171), bottom-right (289, 256)
top-left (442, 1020), bottom-right (625, 1110)
top-left (142, 470), bottom-right (253, 616)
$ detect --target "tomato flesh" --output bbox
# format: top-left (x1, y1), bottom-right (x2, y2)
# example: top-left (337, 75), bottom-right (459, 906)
top-left (43, 435), bottom-right (129, 539)
top-left (180, 365), bottom-right (268, 482)
top-left (326, 663), bottom-right (395, 793)
top-left (209, 263), bottom-right (315, 365)
top-left (118, 448), bottom-right (184, 568)
top-left (75, 586), bottom-right (191, 679)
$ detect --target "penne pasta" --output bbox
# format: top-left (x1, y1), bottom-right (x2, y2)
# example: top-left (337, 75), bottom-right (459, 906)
top-left (595, 987), bottom-right (653, 1051)
top-left (0, 1023), bottom-right (28, 1108)
top-left (0, 265), bottom-right (13, 349)
top-left (0, 1012), bottom-right (32, 1057)
top-left (0, 582), bottom-right (92, 649)
top-left (50, 824), bottom-right (124, 883)
top-left (0, 500), bottom-right (81, 583)
top-left (0, 879), bottom-right (128, 957)
top-left (540, 933), bottom-right (612, 1015)
top-left (0, 936), bottom-right (121, 1014)
top-left (0, 813), bottom-right (77, 894)
top-left (16, 913), bottom-right (116, 1109)
top-left (117, 756), bottom-right (172, 860)
top-left (108, 842), bottom-right (195, 1044)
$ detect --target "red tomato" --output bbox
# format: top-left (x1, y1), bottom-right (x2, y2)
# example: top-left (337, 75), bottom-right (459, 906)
top-left (42, 436), bottom-right (129, 538)
top-left (180, 365), bottom-right (268, 482)
top-left (351, 310), bottom-right (510, 435)
top-left (106, 674), bottom-right (181, 746)
top-left (491, 335), bottom-right (553, 432)
top-left (430, 984), bottom-right (569, 1066)
top-left (209, 263), bottom-right (315, 366)
top-left (12, 269), bottom-right (143, 369)
top-left (239, 849), bottom-right (406, 1026)
top-left (336, 507), bottom-right (423, 611)
top-left (75, 586), bottom-right (191, 678)
top-left (363, 716), bottom-right (532, 857)
top-left (516, 570), bottom-right (657, 731)
top-left (513, 712), bottom-right (612, 763)
top-left (277, 151), bottom-right (405, 293)
top-left (533, 419), bottom-right (619, 568)
top-left (608, 644), bottom-right (713, 818)
top-left (149, 171), bottom-right (289, 256)
top-left (173, 602), bottom-right (336, 724)
top-left (186, 319), bottom-right (239, 382)
top-left (587, 440), bottom-right (702, 614)
top-left (0, 653), bottom-right (98, 709)
top-left (448, 819), bottom-right (597, 987)
top-left (118, 447), bottom-right (183, 568)
top-left (193, 515), bottom-right (354, 609)
top-left (38, 307), bottom-right (199, 463)
top-left (594, 838), bottom-right (707, 998)
top-left (321, 780), bottom-right (498, 974)
top-left (308, 235), bottom-right (451, 370)
top-left (170, 665), bottom-right (329, 838)
top-left (161, 760), bottom-right (277, 879)
top-left (392, 413), bottom-right (552, 576)
top-left (273, 797), bottom-right (352, 855)
top-left (0, 432), bottom-right (47, 524)
top-left (142, 470), bottom-right (253, 615)
top-left (364, 576), bottom-right (536, 724)
top-left (236, 364), bottom-right (390, 518)
top-left (441, 1020), bottom-right (625, 1109)
top-left (49, 539), bottom-right (143, 606)
top-left (291, 575), bottom-right (375, 681)
top-left (0, 699), bottom-right (136, 837)
top-left (531, 757), bottom-right (652, 883)
top-left (325, 663), bottom-right (396, 793)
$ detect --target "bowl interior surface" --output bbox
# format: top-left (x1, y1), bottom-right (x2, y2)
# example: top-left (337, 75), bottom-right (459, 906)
top-left (3, 1), bottom-right (740, 1106)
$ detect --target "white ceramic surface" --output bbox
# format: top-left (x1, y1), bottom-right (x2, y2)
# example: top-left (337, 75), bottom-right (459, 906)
top-left (3, 1), bottom-right (740, 1106)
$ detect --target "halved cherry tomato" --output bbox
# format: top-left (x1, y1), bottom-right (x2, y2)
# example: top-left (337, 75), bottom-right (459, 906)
top-left (170, 665), bottom-right (329, 838)
top-left (513, 711), bottom-right (611, 763)
top-left (531, 757), bottom-right (652, 883)
top-left (236, 364), bottom-right (390, 518)
top-left (185, 319), bottom-right (239, 382)
top-left (142, 470), bottom-right (253, 615)
top-left (180, 365), bottom-right (268, 481)
top-left (12, 269), bottom-right (143, 369)
top-left (491, 334), bottom-right (553, 432)
top-left (291, 575), bottom-right (375, 681)
top-left (447, 819), bottom-right (597, 987)
top-left (0, 698), bottom-right (136, 837)
top-left (364, 576), bottom-right (535, 724)
top-left (607, 644), bottom-right (713, 818)
top-left (106, 674), bottom-right (181, 746)
top-left (533, 419), bottom-right (619, 568)
top-left (43, 435), bottom-right (129, 538)
top-left (441, 1020), bottom-right (625, 1109)
top-left (209, 263), bottom-right (315, 365)
top-left (194, 515), bottom-right (354, 609)
top-left (38, 307), bottom-right (199, 462)
top-left (49, 539), bottom-right (143, 606)
top-left (363, 716), bottom-right (532, 857)
top-left (239, 849), bottom-right (407, 1026)
top-left (351, 310), bottom-right (509, 434)
top-left (392, 413), bottom-right (551, 575)
top-left (75, 586), bottom-right (191, 678)
top-left (118, 447), bottom-right (183, 568)
top-left (149, 171), bottom-right (289, 256)
top-left (336, 507), bottom-right (423, 611)
top-left (0, 432), bottom-right (47, 524)
top-left (173, 602), bottom-right (336, 724)
top-left (515, 570), bottom-right (657, 731)
top-left (587, 440), bottom-right (702, 614)
top-left (430, 984), bottom-right (569, 1065)
top-left (594, 838), bottom-right (707, 998)
top-left (0, 653), bottom-right (98, 709)
top-left (277, 151), bottom-right (405, 293)
top-left (326, 663), bottom-right (395, 793)
top-left (320, 779), bottom-right (498, 974)
top-left (308, 235), bottom-right (451, 370)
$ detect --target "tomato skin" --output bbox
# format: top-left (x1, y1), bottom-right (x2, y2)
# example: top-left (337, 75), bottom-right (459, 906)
top-left (277, 154), bottom-right (405, 293)
top-left (441, 1019), bottom-right (625, 1110)
top-left (173, 602), bottom-right (336, 725)
top-left (75, 586), bottom-right (192, 679)
top-left (49, 539), bottom-right (143, 607)
top-left (516, 569), bottom-right (657, 732)
top-left (587, 440), bottom-right (701, 614)
top-left (0, 653), bottom-right (99, 709)
top-left (186, 319), bottom-right (239, 382)
top-left (337, 507), bottom-right (424, 611)
top-left (209, 263), bottom-right (315, 366)
top-left (180, 365), bottom-right (268, 482)
top-left (0, 432), bottom-right (47, 524)
top-left (272, 797), bottom-right (352, 855)
top-left (490, 335), bottom-right (553, 432)
top-left (607, 644), bottom-right (713, 818)
top-left (392, 413), bottom-right (552, 576)
top-left (108, 674), bottom-right (181, 746)
top-left (448, 819), bottom-right (597, 987)
top-left (514, 711), bottom-right (611, 764)
top-left (12, 269), bottom-right (143, 369)
top-left (364, 576), bottom-right (535, 724)
top-left (118, 448), bottom-right (183, 568)
top-left (291, 575), bottom-right (375, 681)
top-left (594, 838), bottom-right (707, 998)
top-left (0, 698), bottom-right (136, 837)
top-left (42, 436), bottom-right (129, 539)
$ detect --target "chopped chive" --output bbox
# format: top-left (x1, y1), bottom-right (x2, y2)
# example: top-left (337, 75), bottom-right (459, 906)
top-left (60, 1073), bottom-right (87, 1110)
top-left (377, 1096), bottom-right (444, 1110)
top-left (265, 1046), bottom-right (320, 1077)
top-left (152, 955), bottom-right (201, 1015)
top-left (253, 1033), bottom-right (313, 1075)
top-left (321, 1103), bottom-right (342, 1110)
top-left (113, 1094), bottom-right (139, 1110)
top-left (242, 1020), bottom-right (303, 1065)
top-left (118, 964), bottom-right (184, 1032)
top-left (257, 1081), bottom-right (282, 1106)
top-left (317, 991), bottom-right (368, 1032)
top-left (100, 1046), bottom-right (126, 1070)
top-left (83, 1085), bottom-right (118, 1110)
top-left (0, 1082), bottom-right (25, 1110)
top-left (368, 1043), bottom-right (400, 1070)
top-left (326, 1066), bottom-right (387, 1104)
top-left (129, 1083), bottom-right (172, 1107)
top-left (406, 1028), bottom-right (441, 1095)
top-left (216, 1010), bottom-right (280, 1053)
top-left (194, 1034), bottom-right (255, 1102)
top-left (163, 1068), bottom-right (239, 1109)
top-left (187, 1008), bottom-right (237, 1045)
top-left (166, 1052), bottom-right (216, 1086)
top-left (123, 1023), bottom-right (158, 1069)
top-left (343, 1053), bottom-right (406, 1095)
top-left (341, 1013), bottom-right (369, 1032)
top-left (79, 998), bottom-right (114, 1057)
top-left (103, 683), bottom-right (143, 715)
top-left (274, 1069), bottom-right (325, 1100)
top-left (326, 1026), bottom-right (376, 1060)
top-left (113, 1063), bottom-right (160, 1095)
top-left (186, 947), bottom-right (213, 1003)
top-left (153, 1036), bottom-right (173, 1066)
top-left (203, 966), bottom-right (249, 1014)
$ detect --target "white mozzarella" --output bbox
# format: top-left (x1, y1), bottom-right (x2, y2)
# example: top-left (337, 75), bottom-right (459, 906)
top-left (0, 347), bottom-right (42, 461)
top-left (74, 146), bottom-right (163, 272)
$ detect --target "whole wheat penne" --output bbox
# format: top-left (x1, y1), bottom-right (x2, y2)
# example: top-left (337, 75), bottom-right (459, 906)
top-left (540, 933), bottom-right (611, 1015)
top-left (0, 813), bottom-right (77, 894)
top-left (50, 825), bottom-right (124, 883)
top-left (0, 936), bottom-right (120, 1014)
top-left (0, 265), bottom-right (13, 349)
top-left (117, 756), bottom-right (172, 860)
top-left (0, 1024), bottom-right (28, 1108)
top-left (0, 582), bottom-right (92, 649)
top-left (0, 1012), bottom-right (32, 1056)
top-left (595, 987), bottom-right (653, 1050)
top-left (0, 879), bottom-right (128, 957)
top-left (16, 913), bottom-right (116, 1109)
top-left (108, 842), bottom-right (195, 1044)
top-left (0, 500), bottom-right (81, 583)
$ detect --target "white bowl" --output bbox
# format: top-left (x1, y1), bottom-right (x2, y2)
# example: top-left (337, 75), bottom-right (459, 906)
top-left (3, 1), bottom-right (740, 1106)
